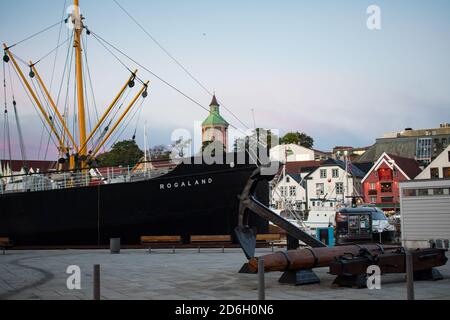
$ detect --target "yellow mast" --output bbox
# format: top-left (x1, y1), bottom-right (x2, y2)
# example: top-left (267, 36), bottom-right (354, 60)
top-left (30, 62), bottom-right (79, 153)
top-left (73, 0), bottom-right (87, 168)
top-left (3, 45), bottom-right (66, 153)
top-left (92, 82), bottom-right (149, 157)
top-left (79, 70), bottom-right (138, 154)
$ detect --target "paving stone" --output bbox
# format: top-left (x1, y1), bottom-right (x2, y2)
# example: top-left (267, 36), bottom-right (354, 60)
top-left (1, 249), bottom-right (449, 300)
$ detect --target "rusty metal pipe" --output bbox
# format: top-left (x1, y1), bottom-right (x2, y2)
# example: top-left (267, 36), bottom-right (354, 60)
top-left (248, 244), bottom-right (401, 273)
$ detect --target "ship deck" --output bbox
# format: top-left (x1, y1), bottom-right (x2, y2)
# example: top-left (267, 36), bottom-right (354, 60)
top-left (1, 248), bottom-right (449, 300)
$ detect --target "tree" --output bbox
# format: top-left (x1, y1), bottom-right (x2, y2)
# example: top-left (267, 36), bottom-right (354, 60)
top-left (97, 140), bottom-right (144, 167)
top-left (148, 145), bottom-right (171, 160)
top-left (233, 128), bottom-right (278, 153)
top-left (280, 132), bottom-right (314, 149)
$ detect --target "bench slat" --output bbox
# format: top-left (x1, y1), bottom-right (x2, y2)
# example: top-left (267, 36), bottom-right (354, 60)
top-left (141, 236), bottom-right (181, 243)
top-left (191, 235), bottom-right (231, 243)
top-left (256, 234), bottom-right (282, 241)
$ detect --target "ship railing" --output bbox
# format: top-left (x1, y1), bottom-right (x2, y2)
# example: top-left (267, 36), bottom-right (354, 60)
top-left (0, 162), bottom-right (175, 195)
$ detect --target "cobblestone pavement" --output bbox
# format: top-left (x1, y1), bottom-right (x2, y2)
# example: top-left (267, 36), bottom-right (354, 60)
top-left (1, 249), bottom-right (449, 300)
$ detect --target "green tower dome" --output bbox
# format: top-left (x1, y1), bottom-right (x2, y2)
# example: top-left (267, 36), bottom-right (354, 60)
top-left (202, 95), bottom-right (229, 127)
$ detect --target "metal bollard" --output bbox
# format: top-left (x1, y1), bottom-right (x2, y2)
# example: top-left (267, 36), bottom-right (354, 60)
top-left (258, 258), bottom-right (265, 301)
top-left (405, 250), bottom-right (415, 300)
top-left (110, 238), bottom-right (121, 254)
top-left (93, 264), bottom-right (101, 300)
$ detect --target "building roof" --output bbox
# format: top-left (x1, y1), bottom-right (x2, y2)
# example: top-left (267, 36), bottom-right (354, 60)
top-left (202, 95), bottom-right (229, 127)
top-left (386, 154), bottom-right (422, 179)
top-left (0, 159), bottom-right (57, 173)
top-left (361, 153), bottom-right (422, 182)
top-left (286, 173), bottom-right (302, 184)
top-left (307, 158), bottom-right (366, 178)
top-left (352, 162), bottom-right (374, 175)
top-left (355, 139), bottom-right (417, 163)
top-left (284, 160), bottom-right (324, 175)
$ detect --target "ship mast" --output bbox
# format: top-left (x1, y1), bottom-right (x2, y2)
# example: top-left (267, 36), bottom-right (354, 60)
top-left (73, 0), bottom-right (87, 168)
top-left (2, 0), bottom-right (149, 171)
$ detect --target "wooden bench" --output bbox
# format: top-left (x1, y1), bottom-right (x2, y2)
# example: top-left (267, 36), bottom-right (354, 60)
top-left (190, 235), bottom-right (232, 253)
top-left (0, 237), bottom-right (12, 255)
top-left (257, 234), bottom-right (283, 251)
top-left (141, 236), bottom-right (182, 253)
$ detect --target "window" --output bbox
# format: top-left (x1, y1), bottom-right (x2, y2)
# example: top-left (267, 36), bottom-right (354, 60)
top-left (445, 167), bottom-right (450, 179)
top-left (280, 186), bottom-right (287, 197)
top-left (370, 182), bottom-right (376, 190)
top-left (320, 169), bottom-right (327, 179)
top-left (381, 182), bottom-right (392, 193)
top-left (316, 183), bottom-right (324, 196)
top-left (286, 177), bottom-right (290, 183)
top-left (416, 138), bottom-right (432, 162)
top-left (381, 197), bottom-right (394, 203)
top-left (370, 196), bottom-right (377, 203)
top-left (430, 168), bottom-right (439, 179)
top-left (418, 189), bottom-right (429, 196)
top-left (336, 182), bottom-right (344, 194)
top-left (289, 186), bottom-right (296, 197)
top-left (448, 151), bottom-right (450, 162)
top-left (403, 189), bottom-right (417, 197)
top-left (332, 169), bottom-right (339, 178)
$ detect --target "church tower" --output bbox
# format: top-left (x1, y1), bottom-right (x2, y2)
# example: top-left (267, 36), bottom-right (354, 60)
top-left (202, 95), bottom-right (229, 149)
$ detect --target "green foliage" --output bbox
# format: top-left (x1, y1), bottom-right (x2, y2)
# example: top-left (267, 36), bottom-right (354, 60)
top-left (233, 129), bottom-right (278, 153)
top-left (280, 132), bottom-right (314, 149)
top-left (97, 140), bottom-right (144, 167)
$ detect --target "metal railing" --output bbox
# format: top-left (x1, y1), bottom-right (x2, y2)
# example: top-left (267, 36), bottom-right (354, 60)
top-left (0, 162), bottom-right (175, 195)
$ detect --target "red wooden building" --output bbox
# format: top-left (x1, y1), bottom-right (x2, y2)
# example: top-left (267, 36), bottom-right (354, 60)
top-left (362, 153), bottom-right (422, 215)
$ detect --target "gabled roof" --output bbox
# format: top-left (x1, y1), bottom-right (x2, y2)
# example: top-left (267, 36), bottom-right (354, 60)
top-left (284, 160), bottom-right (324, 174)
top-left (352, 162), bottom-right (374, 175)
top-left (387, 154), bottom-right (422, 179)
top-left (306, 159), bottom-right (366, 178)
top-left (361, 153), bottom-right (422, 182)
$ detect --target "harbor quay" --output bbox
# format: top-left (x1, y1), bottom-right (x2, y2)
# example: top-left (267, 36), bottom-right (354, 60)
top-left (1, 248), bottom-right (449, 300)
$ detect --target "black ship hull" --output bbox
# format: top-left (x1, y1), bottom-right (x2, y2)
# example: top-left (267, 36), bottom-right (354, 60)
top-left (0, 159), bottom-right (269, 246)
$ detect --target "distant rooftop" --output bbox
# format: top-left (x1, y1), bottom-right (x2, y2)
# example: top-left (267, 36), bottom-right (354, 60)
top-left (382, 123), bottom-right (450, 139)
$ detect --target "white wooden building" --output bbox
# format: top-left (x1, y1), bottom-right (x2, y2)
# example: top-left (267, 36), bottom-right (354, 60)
top-left (305, 159), bottom-right (365, 210)
top-left (270, 144), bottom-right (328, 163)
top-left (415, 145), bottom-right (450, 180)
top-left (399, 179), bottom-right (450, 249)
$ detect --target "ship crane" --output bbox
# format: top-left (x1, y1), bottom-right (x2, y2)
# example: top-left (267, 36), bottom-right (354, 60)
top-left (2, 0), bottom-right (150, 171)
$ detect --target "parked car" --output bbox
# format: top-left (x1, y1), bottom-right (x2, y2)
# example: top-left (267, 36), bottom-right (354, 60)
top-left (371, 208), bottom-right (396, 243)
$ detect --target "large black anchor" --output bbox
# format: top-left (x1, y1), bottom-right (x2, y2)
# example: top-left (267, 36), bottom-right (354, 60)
top-left (235, 166), bottom-right (326, 260)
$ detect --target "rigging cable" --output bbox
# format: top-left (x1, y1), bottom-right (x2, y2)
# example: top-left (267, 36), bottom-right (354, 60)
top-left (2, 60), bottom-right (12, 164)
top-left (9, 60), bottom-right (59, 153)
top-left (7, 63), bottom-right (27, 164)
top-left (5, 20), bottom-right (66, 50)
top-left (82, 32), bottom-right (101, 151)
top-left (112, 0), bottom-right (251, 130)
top-left (49, 0), bottom-right (68, 94)
top-left (89, 30), bottom-right (261, 164)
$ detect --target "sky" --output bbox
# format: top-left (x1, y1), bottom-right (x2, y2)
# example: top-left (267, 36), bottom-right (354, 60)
top-left (1, 0), bottom-right (450, 160)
